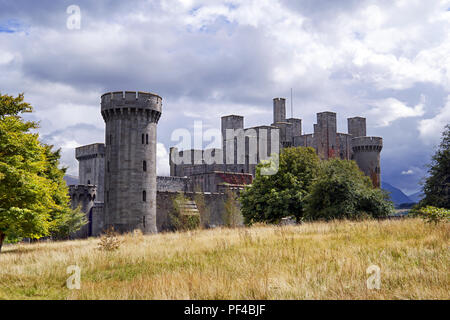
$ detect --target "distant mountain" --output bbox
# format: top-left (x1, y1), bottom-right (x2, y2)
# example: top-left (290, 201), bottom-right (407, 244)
top-left (381, 182), bottom-right (413, 206)
top-left (63, 175), bottom-right (79, 186)
top-left (408, 191), bottom-right (424, 203)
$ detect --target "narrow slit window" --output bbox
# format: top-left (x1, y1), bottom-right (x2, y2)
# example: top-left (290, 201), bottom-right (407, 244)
top-left (143, 160), bottom-right (147, 172)
top-left (146, 134), bottom-right (149, 145)
top-left (142, 190), bottom-right (146, 202)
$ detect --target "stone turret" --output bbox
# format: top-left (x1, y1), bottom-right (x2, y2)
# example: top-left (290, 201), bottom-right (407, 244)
top-left (351, 136), bottom-right (383, 188)
top-left (69, 185), bottom-right (97, 238)
top-left (101, 91), bottom-right (162, 234)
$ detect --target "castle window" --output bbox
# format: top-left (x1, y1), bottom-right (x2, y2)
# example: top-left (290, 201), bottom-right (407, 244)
top-left (146, 134), bottom-right (149, 145)
top-left (110, 134), bottom-right (112, 145)
top-left (107, 161), bottom-right (110, 172)
top-left (142, 190), bottom-right (146, 202)
top-left (142, 134), bottom-right (145, 144)
top-left (87, 180), bottom-right (91, 185)
top-left (143, 160), bottom-right (147, 172)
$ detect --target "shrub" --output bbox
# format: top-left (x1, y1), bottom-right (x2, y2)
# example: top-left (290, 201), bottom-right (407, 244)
top-left (169, 193), bottom-right (200, 231)
top-left (410, 206), bottom-right (450, 224)
top-left (240, 147), bottom-right (320, 225)
top-left (304, 159), bottom-right (393, 220)
top-left (98, 227), bottom-right (121, 251)
top-left (223, 189), bottom-right (241, 228)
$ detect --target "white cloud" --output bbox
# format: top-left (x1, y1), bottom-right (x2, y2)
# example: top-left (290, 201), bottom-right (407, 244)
top-left (401, 169), bottom-right (414, 175)
top-left (157, 142), bottom-right (170, 176)
top-left (419, 95), bottom-right (450, 144)
top-left (367, 95), bottom-right (425, 127)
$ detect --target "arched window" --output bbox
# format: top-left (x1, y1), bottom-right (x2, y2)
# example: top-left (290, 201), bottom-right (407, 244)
top-left (142, 133), bottom-right (145, 144)
top-left (87, 180), bottom-right (91, 185)
top-left (143, 160), bottom-right (147, 172)
top-left (142, 190), bottom-right (146, 202)
top-left (146, 134), bottom-right (149, 145)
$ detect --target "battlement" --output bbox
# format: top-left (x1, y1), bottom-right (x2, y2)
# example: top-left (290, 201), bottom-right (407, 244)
top-left (69, 184), bottom-right (97, 192)
top-left (69, 185), bottom-right (97, 201)
top-left (221, 115), bottom-right (244, 120)
top-left (351, 136), bottom-right (383, 151)
top-left (75, 143), bottom-right (105, 160)
top-left (101, 91), bottom-right (162, 123)
top-left (101, 91), bottom-right (162, 104)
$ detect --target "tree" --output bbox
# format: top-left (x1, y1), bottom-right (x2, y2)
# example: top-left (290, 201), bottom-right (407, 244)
top-left (419, 125), bottom-right (450, 209)
top-left (240, 147), bottom-right (320, 224)
top-left (304, 159), bottom-right (393, 220)
top-left (0, 93), bottom-right (84, 252)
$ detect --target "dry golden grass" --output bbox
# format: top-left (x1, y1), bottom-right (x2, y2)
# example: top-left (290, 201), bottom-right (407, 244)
top-left (0, 218), bottom-right (448, 300)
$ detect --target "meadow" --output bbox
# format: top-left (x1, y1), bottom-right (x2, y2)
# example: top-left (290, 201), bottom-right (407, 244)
top-left (0, 218), bottom-right (448, 299)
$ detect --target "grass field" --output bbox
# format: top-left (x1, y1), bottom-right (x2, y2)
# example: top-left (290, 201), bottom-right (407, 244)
top-left (0, 218), bottom-right (448, 299)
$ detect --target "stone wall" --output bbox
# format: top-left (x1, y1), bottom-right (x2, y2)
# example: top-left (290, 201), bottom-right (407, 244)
top-left (156, 191), bottom-right (242, 231)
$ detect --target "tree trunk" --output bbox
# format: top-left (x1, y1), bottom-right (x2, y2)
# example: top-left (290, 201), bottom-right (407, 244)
top-left (0, 232), bottom-right (5, 253)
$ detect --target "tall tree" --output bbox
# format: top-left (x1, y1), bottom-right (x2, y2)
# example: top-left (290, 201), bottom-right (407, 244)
top-left (419, 125), bottom-right (450, 209)
top-left (0, 93), bottom-right (84, 252)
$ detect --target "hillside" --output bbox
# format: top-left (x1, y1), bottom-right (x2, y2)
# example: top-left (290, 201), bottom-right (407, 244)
top-left (63, 175), bottom-right (79, 186)
top-left (408, 191), bottom-right (424, 203)
top-left (0, 219), bottom-right (448, 299)
top-left (382, 182), bottom-right (413, 206)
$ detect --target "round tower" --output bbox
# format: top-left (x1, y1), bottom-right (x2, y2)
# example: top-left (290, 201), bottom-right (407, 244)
top-left (351, 137), bottom-right (383, 188)
top-left (69, 185), bottom-right (97, 237)
top-left (101, 91), bottom-right (162, 234)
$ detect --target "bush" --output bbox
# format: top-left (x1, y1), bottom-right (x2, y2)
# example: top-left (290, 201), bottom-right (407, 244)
top-left (410, 206), bottom-right (450, 224)
top-left (98, 227), bottom-right (121, 251)
top-left (305, 159), bottom-right (394, 220)
top-left (240, 147), bottom-right (320, 225)
top-left (169, 193), bottom-right (200, 231)
top-left (223, 189), bottom-right (241, 228)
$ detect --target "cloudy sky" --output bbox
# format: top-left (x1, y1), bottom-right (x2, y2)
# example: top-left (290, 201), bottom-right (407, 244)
top-left (1, 0), bottom-right (449, 195)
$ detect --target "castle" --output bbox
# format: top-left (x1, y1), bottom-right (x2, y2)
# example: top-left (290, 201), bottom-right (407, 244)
top-left (69, 91), bottom-right (382, 238)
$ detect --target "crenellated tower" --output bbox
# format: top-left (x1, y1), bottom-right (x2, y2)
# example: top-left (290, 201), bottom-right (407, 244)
top-left (351, 136), bottom-right (383, 188)
top-left (101, 91), bottom-right (162, 234)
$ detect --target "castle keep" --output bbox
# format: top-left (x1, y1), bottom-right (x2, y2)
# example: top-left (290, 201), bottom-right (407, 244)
top-left (70, 92), bottom-right (383, 237)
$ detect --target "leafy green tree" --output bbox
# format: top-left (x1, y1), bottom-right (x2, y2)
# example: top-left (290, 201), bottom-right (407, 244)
top-left (240, 147), bottom-right (320, 224)
top-left (0, 93), bottom-right (84, 251)
top-left (419, 125), bottom-right (450, 209)
top-left (305, 159), bottom-right (393, 220)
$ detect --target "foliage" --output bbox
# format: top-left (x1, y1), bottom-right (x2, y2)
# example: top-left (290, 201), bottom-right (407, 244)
top-left (98, 226), bottom-right (121, 251)
top-left (305, 159), bottom-right (393, 220)
top-left (419, 125), bottom-right (450, 209)
top-left (410, 206), bottom-right (450, 224)
top-left (193, 185), bottom-right (210, 228)
top-left (169, 193), bottom-right (200, 231)
top-left (50, 206), bottom-right (88, 240)
top-left (223, 189), bottom-right (241, 228)
top-left (240, 147), bottom-right (320, 225)
top-left (0, 92), bottom-right (85, 252)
